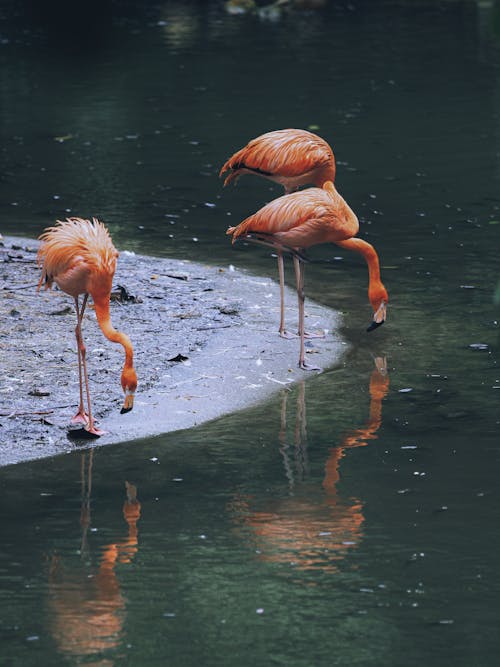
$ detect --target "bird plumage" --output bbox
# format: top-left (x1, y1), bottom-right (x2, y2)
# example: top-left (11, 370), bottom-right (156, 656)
top-left (37, 217), bottom-right (137, 435)
top-left (228, 181), bottom-right (359, 248)
top-left (221, 128), bottom-right (337, 337)
top-left (220, 128), bottom-right (336, 193)
top-left (227, 182), bottom-right (388, 369)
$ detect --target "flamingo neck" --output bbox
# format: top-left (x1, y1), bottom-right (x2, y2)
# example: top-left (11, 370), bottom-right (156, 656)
top-left (335, 237), bottom-right (387, 304)
top-left (92, 297), bottom-right (135, 371)
top-left (337, 238), bottom-right (379, 279)
top-left (315, 163), bottom-right (336, 187)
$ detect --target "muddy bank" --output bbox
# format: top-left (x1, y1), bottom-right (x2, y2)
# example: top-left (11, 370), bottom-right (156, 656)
top-left (0, 235), bottom-right (346, 467)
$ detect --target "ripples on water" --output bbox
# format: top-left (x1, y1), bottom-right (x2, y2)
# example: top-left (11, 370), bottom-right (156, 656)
top-left (1, 1), bottom-right (500, 665)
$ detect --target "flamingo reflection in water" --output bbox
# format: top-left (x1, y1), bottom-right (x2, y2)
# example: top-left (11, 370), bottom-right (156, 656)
top-left (47, 452), bottom-right (141, 664)
top-left (229, 357), bottom-right (389, 572)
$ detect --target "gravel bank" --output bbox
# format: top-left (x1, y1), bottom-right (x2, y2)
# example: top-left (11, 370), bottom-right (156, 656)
top-left (0, 235), bottom-right (346, 467)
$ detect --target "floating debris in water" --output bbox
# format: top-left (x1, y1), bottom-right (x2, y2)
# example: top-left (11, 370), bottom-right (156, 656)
top-left (398, 387), bottom-right (413, 393)
top-left (468, 343), bottom-right (489, 351)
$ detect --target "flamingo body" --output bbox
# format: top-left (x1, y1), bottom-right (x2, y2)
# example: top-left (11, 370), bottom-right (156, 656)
top-left (221, 128), bottom-right (336, 336)
top-left (228, 180), bottom-right (358, 248)
top-left (37, 217), bottom-right (137, 435)
top-left (220, 128), bottom-right (336, 193)
top-left (227, 182), bottom-right (388, 369)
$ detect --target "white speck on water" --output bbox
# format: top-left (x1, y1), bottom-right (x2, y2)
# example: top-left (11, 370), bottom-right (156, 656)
top-left (256, 608), bottom-right (264, 615)
top-left (163, 612), bottom-right (176, 618)
top-left (438, 619), bottom-right (454, 625)
top-left (150, 457), bottom-right (159, 462)
top-left (204, 202), bottom-right (216, 208)
top-left (172, 477), bottom-right (183, 482)
top-left (256, 358), bottom-right (263, 366)
top-left (468, 343), bottom-right (489, 351)
top-left (401, 445), bottom-right (418, 450)
top-left (192, 237), bottom-right (199, 242)
top-left (26, 636), bottom-right (39, 642)
top-left (399, 388), bottom-right (413, 393)
top-left (199, 534), bottom-right (207, 540)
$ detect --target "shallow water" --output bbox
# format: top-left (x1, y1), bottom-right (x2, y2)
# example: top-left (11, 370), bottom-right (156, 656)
top-left (1, 1), bottom-right (499, 665)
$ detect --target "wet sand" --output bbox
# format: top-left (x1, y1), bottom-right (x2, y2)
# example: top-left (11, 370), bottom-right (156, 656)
top-left (0, 235), bottom-right (346, 467)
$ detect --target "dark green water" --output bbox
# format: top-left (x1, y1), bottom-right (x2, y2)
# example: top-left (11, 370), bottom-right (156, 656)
top-left (1, 1), bottom-right (499, 665)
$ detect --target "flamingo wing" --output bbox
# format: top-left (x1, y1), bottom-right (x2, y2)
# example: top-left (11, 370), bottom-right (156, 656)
top-left (37, 218), bottom-right (118, 294)
top-left (220, 129), bottom-right (334, 181)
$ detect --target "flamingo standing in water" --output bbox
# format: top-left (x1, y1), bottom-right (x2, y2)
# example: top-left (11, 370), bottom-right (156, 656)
top-left (220, 128), bottom-right (336, 337)
top-left (37, 217), bottom-right (137, 436)
top-left (227, 181), bottom-right (388, 370)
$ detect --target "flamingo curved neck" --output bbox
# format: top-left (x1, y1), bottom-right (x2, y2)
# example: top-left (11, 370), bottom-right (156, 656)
top-left (336, 238), bottom-right (380, 282)
top-left (92, 298), bottom-right (135, 369)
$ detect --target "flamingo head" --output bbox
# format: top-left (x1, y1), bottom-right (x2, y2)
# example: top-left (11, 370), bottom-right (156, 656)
top-left (367, 283), bottom-right (389, 333)
top-left (120, 367), bottom-right (138, 414)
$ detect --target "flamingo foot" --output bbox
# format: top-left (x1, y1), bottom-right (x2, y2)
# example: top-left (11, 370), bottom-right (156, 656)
top-left (67, 421), bottom-right (107, 440)
top-left (304, 330), bottom-right (326, 339)
top-left (68, 426), bottom-right (105, 440)
top-left (85, 422), bottom-right (107, 437)
top-left (279, 329), bottom-right (298, 339)
top-left (299, 359), bottom-right (322, 372)
top-left (70, 410), bottom-right (89, 426)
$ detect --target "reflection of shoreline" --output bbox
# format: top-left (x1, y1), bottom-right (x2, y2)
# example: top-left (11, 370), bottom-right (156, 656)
top-left (230, 358), bottom-right (389, 572)
top-left (48, 453), bottom-right (141, 665)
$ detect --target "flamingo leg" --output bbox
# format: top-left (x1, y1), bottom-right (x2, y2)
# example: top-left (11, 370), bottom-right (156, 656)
top-left (71, 296), bottom-right (89, 426)
top-left (294, 256), bottom-right (321, 371)
top-left (73, 294), bottom-right (106, 437)
top-left (277, 250), bottom-right (296, 339)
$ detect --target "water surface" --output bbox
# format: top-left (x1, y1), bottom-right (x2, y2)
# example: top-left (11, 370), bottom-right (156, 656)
top-left (0, 1), bottom-right (499, 665)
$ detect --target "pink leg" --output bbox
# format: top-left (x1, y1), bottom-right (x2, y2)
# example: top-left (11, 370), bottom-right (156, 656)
top-left (294, 256), bottom-right (321, 371)
top-left (277, 250), bottom-right (296, 339)
top-left (71, 296), bottom-right (89, 426)
top-left (72, 295), bottom-right (106, 437)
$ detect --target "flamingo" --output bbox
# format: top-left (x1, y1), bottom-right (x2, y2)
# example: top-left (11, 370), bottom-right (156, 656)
top-left (220, 128), bottom-right (336, 337)
top-left (37, 217), bottom-right (137, 436)
top-left (227, 181), bottom-right (388, 370)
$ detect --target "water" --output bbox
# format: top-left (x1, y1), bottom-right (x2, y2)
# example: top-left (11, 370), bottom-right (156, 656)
top-left (1, 1), bottom-right (499, 665)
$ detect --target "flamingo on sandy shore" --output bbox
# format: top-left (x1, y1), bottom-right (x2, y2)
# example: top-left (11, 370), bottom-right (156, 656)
top-left (37, 217), bottom-right (137, 436)
top-left (220, 128), bottom-right (336, 337)
top-left (227, 181), bottom-right (388, 370)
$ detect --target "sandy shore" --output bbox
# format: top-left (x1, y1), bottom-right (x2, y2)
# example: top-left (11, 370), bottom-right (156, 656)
top-left (0, 235), bottom-right (346, 467)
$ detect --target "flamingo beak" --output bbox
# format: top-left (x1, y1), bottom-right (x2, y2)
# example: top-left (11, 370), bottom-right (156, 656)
top-left (121, 391), bottom-right (135, 414)
top-left (367, 301), bottom-right (387, 333)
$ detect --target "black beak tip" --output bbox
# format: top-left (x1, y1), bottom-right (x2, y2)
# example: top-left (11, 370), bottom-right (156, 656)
top-left (120, 406), bottom-right (133, 414)
top-left (367, 320), bottom-right (384, 333)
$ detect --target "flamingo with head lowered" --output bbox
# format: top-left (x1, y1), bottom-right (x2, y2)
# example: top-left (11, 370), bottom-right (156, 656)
top-left (227, 181), bottom-right (388, 370)
top-left (220, 128), bottom-right (336, 337)
top-left (37, 217), bottom-right (137, 436)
